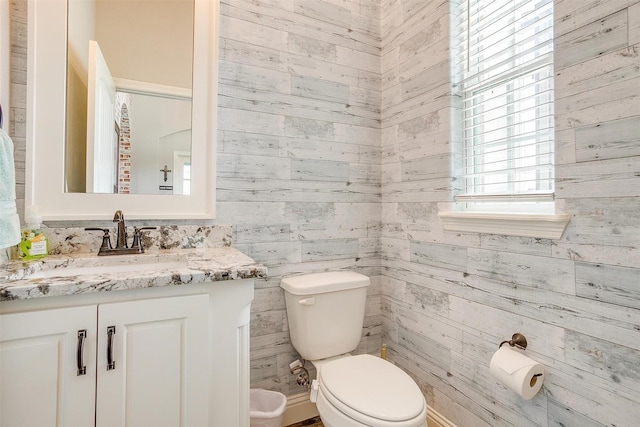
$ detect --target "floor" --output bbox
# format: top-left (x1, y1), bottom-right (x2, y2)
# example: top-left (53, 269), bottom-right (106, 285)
top-left (286, 416), bottom-right (324, 427)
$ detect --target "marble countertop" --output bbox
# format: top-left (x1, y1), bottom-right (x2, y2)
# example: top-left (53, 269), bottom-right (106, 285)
top-left (0, 248), bottom-right (267, 301)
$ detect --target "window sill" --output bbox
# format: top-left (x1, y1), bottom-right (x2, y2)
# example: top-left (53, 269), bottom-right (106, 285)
top-left (438, 211), bottom-right (571, 239)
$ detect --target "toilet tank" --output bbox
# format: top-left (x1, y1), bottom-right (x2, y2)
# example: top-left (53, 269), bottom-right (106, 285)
top-left (280, 271), bottom-right (370, 361)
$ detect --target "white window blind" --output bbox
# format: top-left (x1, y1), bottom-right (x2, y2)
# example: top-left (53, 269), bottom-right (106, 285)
top-left (454, 0), bottom-right (555, 202)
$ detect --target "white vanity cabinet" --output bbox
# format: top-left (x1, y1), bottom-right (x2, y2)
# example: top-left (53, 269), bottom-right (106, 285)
top-left (96, 295), bottom-right (209, 427)
top-left (0, 305), bottom-right (98, 426)
top-left (0, 280), bottom-right (254, 427)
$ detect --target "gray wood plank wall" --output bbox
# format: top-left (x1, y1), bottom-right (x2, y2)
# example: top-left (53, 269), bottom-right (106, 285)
top-left (216, 0), bottom-right (383, 396)
top-left (381, 1), bottom-right (640, 426)
top-left (10, 0), bottom-right (640, 424)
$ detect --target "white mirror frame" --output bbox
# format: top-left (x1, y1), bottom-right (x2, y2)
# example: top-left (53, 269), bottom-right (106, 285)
top-left (26, 0), bottom-right (218, 220)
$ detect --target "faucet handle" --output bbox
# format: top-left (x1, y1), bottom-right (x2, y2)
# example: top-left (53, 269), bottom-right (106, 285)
top-left (131, 227), bottom-right (157, 253)
top-left (85, 228), bottom-right (113, 252)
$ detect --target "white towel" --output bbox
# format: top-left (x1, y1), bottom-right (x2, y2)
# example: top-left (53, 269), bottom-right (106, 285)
top-left (0, 128), bottom-right (21, 249)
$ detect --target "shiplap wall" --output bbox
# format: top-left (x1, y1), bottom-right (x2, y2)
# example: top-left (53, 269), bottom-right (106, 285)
top-left (215, 0), bottom-right (383, 394)
top-left (10, 0), bottom-right (640, 424)
top-left (381, 1), bottom-right (640, 426)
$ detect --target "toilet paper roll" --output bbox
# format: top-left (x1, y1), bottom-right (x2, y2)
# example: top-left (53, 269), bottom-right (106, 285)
top-left (489, 346), bottom-right (544, 400)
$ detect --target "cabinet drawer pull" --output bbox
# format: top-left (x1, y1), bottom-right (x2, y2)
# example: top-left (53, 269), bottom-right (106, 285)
top-left (106, 326), bottom-right (116, 371)
top-left (77, 330), bottom-right (87, 376)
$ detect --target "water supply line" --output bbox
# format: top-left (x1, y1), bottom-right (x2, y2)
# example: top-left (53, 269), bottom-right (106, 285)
top-left (289, 358), bottom-right (310, 389)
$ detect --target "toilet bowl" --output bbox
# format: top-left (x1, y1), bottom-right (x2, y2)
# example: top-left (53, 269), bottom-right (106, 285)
top-left (280, 271), bottom-right (427, 427)
top-left (312, 354), bottom-right (427, 427)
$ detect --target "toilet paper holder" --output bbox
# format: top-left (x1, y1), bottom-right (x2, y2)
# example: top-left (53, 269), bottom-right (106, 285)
top-left (499, 333), bottom-right (528, 350)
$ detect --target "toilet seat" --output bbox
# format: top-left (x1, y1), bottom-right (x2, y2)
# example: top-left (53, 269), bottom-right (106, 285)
top-left (317, 354), bottom-right (427, 427)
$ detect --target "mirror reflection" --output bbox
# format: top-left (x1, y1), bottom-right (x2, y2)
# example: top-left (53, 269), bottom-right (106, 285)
top-left (65, 0), bottom-right (194, 195)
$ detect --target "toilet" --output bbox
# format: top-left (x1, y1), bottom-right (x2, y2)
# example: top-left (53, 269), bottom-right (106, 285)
top-left (281, 271), bottom-right (427, 427)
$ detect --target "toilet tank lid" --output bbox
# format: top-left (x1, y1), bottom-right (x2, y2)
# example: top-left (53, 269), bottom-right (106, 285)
top-left (280, 271), bottom-right (370, 295)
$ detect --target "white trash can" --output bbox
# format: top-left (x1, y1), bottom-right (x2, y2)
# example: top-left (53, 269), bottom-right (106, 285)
top-left (249, 389), bottom-right (287, 427)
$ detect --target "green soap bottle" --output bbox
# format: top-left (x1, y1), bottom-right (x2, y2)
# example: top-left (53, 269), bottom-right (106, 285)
top-left (18, 207), bottom-right (48, 260)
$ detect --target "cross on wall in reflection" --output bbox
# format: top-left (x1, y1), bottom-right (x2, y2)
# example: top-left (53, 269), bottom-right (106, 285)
top-left (160, 165), bottom-right (172, 182)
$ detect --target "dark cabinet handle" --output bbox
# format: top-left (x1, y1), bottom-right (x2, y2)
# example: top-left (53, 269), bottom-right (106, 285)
top-left (77, 330), bottom-right (87, 376)
top-left (107, 326), bottom-right (116, 371)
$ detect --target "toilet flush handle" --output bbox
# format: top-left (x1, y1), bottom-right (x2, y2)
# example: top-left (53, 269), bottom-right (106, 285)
top-left (298, 298), bottom-right (315, 306)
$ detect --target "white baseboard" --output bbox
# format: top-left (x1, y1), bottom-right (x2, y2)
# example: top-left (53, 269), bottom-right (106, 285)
top-left (282, 392), bottom-right (319, 426)
top-left (428, 406), bottom-right (457, 427)
top-left (282, 392), bottom-right (455, 427)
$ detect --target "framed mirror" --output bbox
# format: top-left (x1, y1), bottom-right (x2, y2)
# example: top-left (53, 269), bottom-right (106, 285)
top-left (26, 0), bottom-right (218, 220)
top-left (65, 0), bottom-right (194, 195)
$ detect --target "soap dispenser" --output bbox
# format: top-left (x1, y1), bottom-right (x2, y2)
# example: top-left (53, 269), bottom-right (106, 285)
top-left (18, 206), bottom-right (49, 260)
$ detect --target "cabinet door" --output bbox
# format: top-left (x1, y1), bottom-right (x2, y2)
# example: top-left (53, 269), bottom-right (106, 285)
top-left (96, 294), bottom-right (209, 427)
top-left (0, 305), bottom-right (97, 427)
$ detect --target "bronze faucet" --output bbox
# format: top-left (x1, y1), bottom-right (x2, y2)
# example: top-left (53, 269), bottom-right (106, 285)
top-left (85, 210), bottom-right (156, 256)
top-left (113, 210), bottom-right (128, 249)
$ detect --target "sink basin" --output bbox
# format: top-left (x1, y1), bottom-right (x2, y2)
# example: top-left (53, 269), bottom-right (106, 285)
top-left (28, 260), bottom-right (188, 279)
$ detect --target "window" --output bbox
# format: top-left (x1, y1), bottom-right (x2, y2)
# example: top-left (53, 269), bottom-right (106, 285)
top-left (440, 0), bottom-right (570, 238)
top-left (183, 163), bottom-right (191, 195)
top-left (456, 0), bottom-right (554, 209)
top-left (173, 151), bottom-right (191, 195)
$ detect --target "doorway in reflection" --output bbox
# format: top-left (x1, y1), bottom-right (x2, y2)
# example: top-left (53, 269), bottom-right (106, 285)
top-left (114, 90), bottom-right (191, 195)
